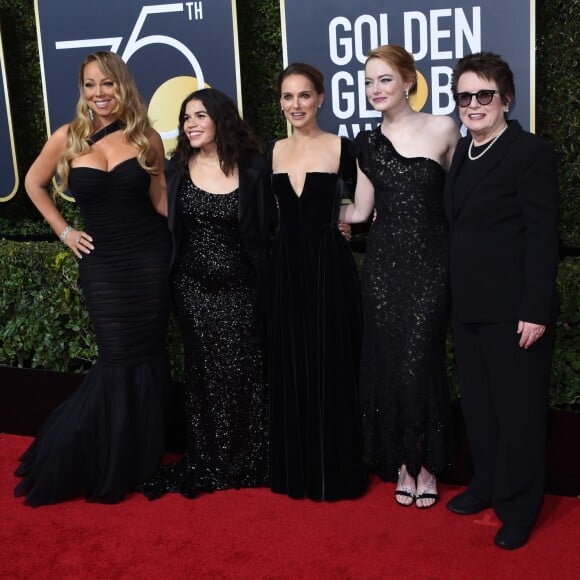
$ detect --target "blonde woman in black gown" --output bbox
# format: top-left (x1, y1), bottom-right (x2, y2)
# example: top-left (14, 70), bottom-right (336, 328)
top-left (15, 52), bottom-right (171, 506)
top-left (267, 63), bottom-right (367, 501)
top-left (342, 45), bottom-right (460, 508)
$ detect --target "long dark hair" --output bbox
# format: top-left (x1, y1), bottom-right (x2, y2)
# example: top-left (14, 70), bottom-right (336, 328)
top-left (172, 88), bottom-right (260, 176)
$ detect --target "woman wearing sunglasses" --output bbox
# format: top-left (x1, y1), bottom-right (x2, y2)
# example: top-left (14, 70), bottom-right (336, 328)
top-left (444, 52), bottom-right (559, 550)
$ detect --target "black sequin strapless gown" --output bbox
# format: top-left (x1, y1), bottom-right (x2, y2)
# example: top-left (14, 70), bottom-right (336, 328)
top-left (143, 180), bottom-right (269, 499)
top-left (268, 142), bottom-right (368, 501)
top-left (14, 158), bottom-right (171, 506)
top-left (354, 128), bottom-right (451, 480)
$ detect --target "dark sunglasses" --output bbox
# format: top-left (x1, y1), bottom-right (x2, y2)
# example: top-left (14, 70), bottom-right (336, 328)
top-left (453, 90), bottom-right (497, 107)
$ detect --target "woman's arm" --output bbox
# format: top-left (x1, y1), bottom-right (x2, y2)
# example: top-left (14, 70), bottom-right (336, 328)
top-left (442, 116), bottom-right (461, 170)
top-left (339, 162), bottom-right (375, 223)
top-left (25, 125), bottom-right (93, 258)
top-left (146, 128), bottom-right (168, 216)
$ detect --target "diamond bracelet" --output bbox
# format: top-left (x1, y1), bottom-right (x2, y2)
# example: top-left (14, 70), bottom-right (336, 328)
top-left (59, 225), bottom-right (73, 242)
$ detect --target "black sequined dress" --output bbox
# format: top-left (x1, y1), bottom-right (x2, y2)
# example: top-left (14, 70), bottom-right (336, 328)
top-left (143, 180), bottom-right (269, 499)
top-left (267, 138), bottom-right (368, 501)
top-left (14, 157), bottom-right (172, 506)
top-left (354, 128), bottom-right (451, 480)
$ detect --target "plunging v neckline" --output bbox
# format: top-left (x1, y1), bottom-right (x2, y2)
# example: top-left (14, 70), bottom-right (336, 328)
top-left (276, 172), bottom-right (333, 198)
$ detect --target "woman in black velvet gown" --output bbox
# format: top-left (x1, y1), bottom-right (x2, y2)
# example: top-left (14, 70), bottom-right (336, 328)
top-left (15, 52), bottom-right (171, 506)
top-left (142, 89), bottom-right (271, 499)
top-left (267, 63), bottom-right (367, 501)
top-left (341, 45), bottom-right (459, 508)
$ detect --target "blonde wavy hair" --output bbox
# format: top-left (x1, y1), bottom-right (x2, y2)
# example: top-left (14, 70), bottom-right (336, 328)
top-left (56, 51), bottom-right (156, 193)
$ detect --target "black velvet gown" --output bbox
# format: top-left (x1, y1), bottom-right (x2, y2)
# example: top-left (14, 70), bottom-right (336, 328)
top-left (354, 128), bottom-right (451, 480)
top-left (267, 138), bottom-right (368, 501)
top-left (14, 157), bottom-right (171, 506)
top-left (142, 179), bottom-right (269, 499)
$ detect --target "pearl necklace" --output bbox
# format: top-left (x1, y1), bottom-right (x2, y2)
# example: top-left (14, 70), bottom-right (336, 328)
top-left (468, 124), bottom-right (508, 160)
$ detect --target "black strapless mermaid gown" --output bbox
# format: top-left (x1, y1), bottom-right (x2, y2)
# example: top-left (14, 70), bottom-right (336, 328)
top-left (267, 139), bottom-right (368, 501)
top-left (14, 157), bottom-right (171, 506)
top-left (353, 128), bottom-right (451, 480)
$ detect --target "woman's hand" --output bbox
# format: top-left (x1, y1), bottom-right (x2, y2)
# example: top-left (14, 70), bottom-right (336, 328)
top-left (338, 220), bottom-right (351, 241)
top-left (517, 320), bottom-right (546, 349)
top-left (62, 227), bottom-right (94, 259)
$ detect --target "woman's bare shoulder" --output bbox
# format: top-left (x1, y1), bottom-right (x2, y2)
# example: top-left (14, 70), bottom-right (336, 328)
top-left (38, 124), bottom-right (70, 157)
top-left (425, 112), bottom-right (459, 136)
top-left (51, 123), bottom-right (71, 143)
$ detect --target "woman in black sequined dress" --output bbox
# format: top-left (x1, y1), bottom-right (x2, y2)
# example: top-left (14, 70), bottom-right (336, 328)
top-left (342, 45), bottom-right (460, 508)
top-left (143, 89), bottom-right (271, 499)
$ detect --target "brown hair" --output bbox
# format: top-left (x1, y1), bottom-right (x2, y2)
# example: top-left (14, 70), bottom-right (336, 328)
top-left (276, 62), bottom-right (325, 97)
top-left (366, 45), bottom-right (418, 94)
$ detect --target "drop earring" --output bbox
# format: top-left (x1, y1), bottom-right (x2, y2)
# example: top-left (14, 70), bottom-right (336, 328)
top-left (405, 88), bottom-right (409, 100)
top-left (88, 108), bottom-right (94, 121)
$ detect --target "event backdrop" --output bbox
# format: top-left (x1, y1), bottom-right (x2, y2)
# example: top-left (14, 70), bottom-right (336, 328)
top-left (0, 26), bottom-right (19, 203)
top-left (280, 0), bottom-right (534, 137)
top-left (35, 0), bottom-right (241, 157)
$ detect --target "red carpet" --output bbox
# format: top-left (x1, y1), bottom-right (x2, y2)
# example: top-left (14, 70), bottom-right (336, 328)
top-left (1, 433), bottom-right (578, 579)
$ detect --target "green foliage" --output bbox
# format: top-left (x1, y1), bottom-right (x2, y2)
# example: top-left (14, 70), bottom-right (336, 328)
top-left (550, 258), bottom-right (580, 410)
top-left (237, 0), bottom-right (286, 143)
top-left (0, 239), bottom-right (96, 370)
top-left (0, 239), bottom-right (185, 377)
top-left (536, 0), bottom-right (580, 247)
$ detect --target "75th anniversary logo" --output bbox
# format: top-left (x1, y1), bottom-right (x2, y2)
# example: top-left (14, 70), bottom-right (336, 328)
top-left (36, 0), bottom-right (241, 156)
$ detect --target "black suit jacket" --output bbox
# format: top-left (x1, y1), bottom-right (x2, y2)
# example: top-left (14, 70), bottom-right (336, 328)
top-left (444, 120), bottom-right (559, 325)
top-left (166, 154), bottom-right (274, 311)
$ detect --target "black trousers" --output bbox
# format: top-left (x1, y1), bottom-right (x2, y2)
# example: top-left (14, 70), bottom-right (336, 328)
top-left (452, 319), bottom-right (555, 528)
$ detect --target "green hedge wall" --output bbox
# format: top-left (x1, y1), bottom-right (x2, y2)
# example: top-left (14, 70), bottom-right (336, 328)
top-left (0, 0), bottom-right (578, 409)
top-left (536, 0), bottom-right (580, 248)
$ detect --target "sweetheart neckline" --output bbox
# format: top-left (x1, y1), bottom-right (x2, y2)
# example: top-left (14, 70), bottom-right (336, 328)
top-left (70, 156), bottom-right (139, 174)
